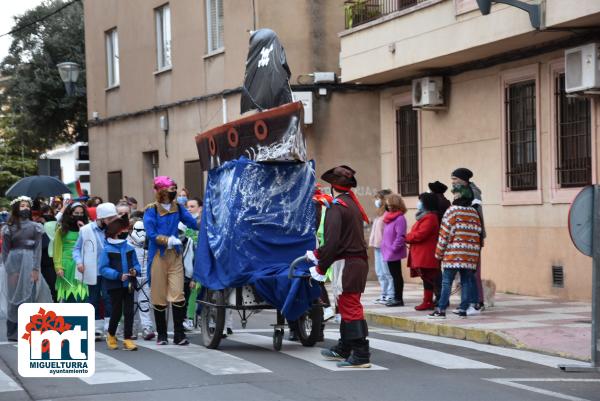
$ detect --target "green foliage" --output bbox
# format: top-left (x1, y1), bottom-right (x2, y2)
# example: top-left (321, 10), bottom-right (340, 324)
top-left (0, 112), bottom-right (38, 198)
top-left (0, 0), bottom-right (87, 155)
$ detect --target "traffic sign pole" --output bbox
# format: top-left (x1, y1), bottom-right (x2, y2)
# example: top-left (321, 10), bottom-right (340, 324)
top-left (561, 185), bottom-right (600, 372)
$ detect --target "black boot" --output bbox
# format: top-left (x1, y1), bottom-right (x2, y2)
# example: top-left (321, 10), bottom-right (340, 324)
top-left (172, 301), bottom-right (189, 345)
top-left (6, 320), bottom-right (17, 342)
top-left (337, 320), bottom-right (371, 368)
top-left (318, 323), bottom-right (325, 342)
top-left (321, 321), bottom-right (351, 360)
top-left (153, 305), bottom-right (168, 345)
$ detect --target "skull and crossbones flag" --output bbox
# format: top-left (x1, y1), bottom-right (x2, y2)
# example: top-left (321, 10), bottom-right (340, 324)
top-left (240, 29), bottom-right (293, 114)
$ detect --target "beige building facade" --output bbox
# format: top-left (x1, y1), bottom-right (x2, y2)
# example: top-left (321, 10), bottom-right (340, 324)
top-left (341, 0), bottom-right (600, 299)
top-left (83, 0), bottom-right (381, 209)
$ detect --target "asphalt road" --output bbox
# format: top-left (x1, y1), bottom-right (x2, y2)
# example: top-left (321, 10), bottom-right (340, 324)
top-left (1, 311), bottom-right (599, 401)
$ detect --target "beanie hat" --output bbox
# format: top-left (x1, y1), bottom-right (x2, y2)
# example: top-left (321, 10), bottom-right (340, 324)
top-left (451, 168), bottom-right (473, 183)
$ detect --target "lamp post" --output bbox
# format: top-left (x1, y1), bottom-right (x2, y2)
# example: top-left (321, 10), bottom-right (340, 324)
top-left (56, 62), bottom-right (83, 96)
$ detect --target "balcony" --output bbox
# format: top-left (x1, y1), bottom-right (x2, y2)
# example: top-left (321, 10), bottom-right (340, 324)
top-left (339, 0), bottom-right (600, 83)
top-left (344, 0), bottom-right (429, 29)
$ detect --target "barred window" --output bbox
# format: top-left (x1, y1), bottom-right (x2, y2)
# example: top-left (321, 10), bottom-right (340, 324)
top-left (396, 105), bottom-right (419, 196)
top-left (556, 73), bottom-right (592, 188)
top-left (505, 80), bottom-right (537, 191)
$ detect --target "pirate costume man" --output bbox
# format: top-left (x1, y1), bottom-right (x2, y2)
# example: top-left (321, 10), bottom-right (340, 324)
top-left (144, 176), bottom-right (198, 345)
top-left (309, 166), bottom-right (371, 368)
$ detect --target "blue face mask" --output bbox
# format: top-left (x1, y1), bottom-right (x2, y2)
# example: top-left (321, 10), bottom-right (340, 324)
top-left (374, 199), bottom-right (382, 209)
top-left (177, 196), bottom-right (188, 205)
top-left (416, 201), bottom-right (424, 211)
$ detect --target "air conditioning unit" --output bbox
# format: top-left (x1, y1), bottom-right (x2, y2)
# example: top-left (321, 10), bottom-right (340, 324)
top-left (565, 43), bottom-right (600, 93)
top-left (412, 77), bottom-right (444, 108)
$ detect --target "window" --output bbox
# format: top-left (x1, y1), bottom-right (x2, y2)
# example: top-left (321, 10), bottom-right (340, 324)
top-left (107, 171), bottom-right (123, 204)
top-left (555, 73), bottom-right (592, 188)
top-left (155, 4), bottom-right (172, 70)
top-left (396, 105), bottom-right (419, 196)
top-left (206, 0), bottom-right (224, 53)
top-left (184, 160), bottom-right (204, 199)
top-left (105, 29), bottom-right (119, 87)
top-left (505, 80), bottom-right (537, 191)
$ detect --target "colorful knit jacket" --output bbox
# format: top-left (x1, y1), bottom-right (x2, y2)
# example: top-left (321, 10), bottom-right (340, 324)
top-left (435, 205), bottom-right (482, 270)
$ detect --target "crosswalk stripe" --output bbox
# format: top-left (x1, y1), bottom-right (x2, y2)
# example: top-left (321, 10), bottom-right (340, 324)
top-left (82, 352), bottom-right (151, 385)
top-left (0, 367), bottom-right (22, 393)
top-left (375, 331), bottom-right (589, 368)
top-left (323, 333), bottom-right (502, 370)
top-left (136, 341), bottom-right (271, 375)
top-left (228, 333), bottom-right (388, 371)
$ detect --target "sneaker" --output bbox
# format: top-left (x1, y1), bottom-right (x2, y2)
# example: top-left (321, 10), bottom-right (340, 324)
top-left (226, 327), bottom-right (233, 335)
top-left (323, 307), bottom-right (335, 321)
top-left (142, 328), bottom-right (155, 341)
top-left (106, 334), bottom-right (118, 350)
top-left (452, 308), bottom-right (461, 315)
top-left (122, 339), bottom-right (138, 351)
top-left (336, 358), bottom-right (371, 368)
top-left (183, 319), bottom-right (194, 332)
top-left (288, 330), bottom-right (299, 342)
top-left (385, 299), bottom-right (404, 307)
top-left (427, 310), bottom-right (446, 319)
top-left (458, 310), bottom-right (467, 318)
top-left (320, 349), bottom-right (346, 361)
top-left (466, 306), bottom-right (480, 316)
top-left (156, 335), bottom-right (168, 345)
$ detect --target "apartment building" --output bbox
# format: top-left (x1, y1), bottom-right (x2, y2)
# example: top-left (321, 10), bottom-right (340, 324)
top-left (340, 0), bottom-right (600, 299)
top-left (83, 0), bottom-right (380, 206)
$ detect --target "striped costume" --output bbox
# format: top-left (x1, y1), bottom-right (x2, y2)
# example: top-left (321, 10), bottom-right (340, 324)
top-left (435, 206), bottom-right (482, 270)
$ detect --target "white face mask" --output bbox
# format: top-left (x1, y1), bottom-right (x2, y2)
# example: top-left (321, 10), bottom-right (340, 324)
top-left (374, 199), bottom-right (382, 209)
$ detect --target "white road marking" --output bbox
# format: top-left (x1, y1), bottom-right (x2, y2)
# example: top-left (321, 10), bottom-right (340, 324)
top-left (375, 331), bottom-right (589, 368)
top-left (485, 378), bottom-right (600, 401)
top-left (323, 332), bottom-right (501, 370)
top-left (0, 368), bottom-right (22, 393)
top-left (228, 333), bottom-right (388, 371)
top-left (137, 341), bottom-right (271, 375)
top-left (82, 352), bottom-right (151, 385)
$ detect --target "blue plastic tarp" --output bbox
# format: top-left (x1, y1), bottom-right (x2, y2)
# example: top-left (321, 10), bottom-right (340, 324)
top-left (193, 157), bottom-right (320, 320)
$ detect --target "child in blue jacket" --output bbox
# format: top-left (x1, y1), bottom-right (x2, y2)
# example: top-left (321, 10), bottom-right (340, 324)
top-left (99, 215), bottom-right (141, 351)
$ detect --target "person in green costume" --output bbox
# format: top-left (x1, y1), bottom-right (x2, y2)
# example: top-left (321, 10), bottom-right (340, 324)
top-left (53, 203), bottom-right (90, 302)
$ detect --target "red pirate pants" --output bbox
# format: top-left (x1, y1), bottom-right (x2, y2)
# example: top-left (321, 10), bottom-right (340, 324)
top-left (338, 292), bottom-right (364, 321)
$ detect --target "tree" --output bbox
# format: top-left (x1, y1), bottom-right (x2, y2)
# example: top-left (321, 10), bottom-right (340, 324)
top-left (0, 0), bottom-right (87, 156)
top-left (0, 112), bottom-right (38, 195)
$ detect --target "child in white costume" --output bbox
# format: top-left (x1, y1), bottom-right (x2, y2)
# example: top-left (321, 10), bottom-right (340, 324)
top-left (128, 219), bottom-right (155, 340)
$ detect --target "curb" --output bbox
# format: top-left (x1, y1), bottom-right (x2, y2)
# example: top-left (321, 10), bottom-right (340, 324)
top-left (363, 311), bottom-right (590, 361)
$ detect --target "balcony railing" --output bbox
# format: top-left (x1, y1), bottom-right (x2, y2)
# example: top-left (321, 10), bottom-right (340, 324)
top-left (344, 0), bottom-right (427, 29)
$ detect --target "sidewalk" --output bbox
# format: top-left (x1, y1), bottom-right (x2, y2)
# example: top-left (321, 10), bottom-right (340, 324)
top-left (359, 281), bottom-right (592, 361)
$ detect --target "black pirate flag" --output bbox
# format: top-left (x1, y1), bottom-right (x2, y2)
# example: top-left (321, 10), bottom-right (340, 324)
top-left (240, 29), bottom-right (293, 114)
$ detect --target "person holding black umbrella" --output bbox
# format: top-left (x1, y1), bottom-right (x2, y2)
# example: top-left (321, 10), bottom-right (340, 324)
top-left (1, 196), bottom-right (53, 341)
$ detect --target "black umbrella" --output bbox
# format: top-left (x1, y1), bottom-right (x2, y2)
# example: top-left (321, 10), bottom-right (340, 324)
top-left (5, 175), bottom-right (71, 199)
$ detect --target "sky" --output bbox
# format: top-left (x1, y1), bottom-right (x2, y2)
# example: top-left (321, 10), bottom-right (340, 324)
top-left (0, 0), bottom-right (45, 61)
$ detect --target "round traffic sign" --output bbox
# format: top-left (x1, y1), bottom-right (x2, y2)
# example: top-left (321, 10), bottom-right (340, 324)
top-left (568, 185), bottom-right (593, 257)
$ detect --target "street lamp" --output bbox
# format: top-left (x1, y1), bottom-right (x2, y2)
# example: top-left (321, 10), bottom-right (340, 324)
top-left (56, 62), bottom-right (83, 96)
